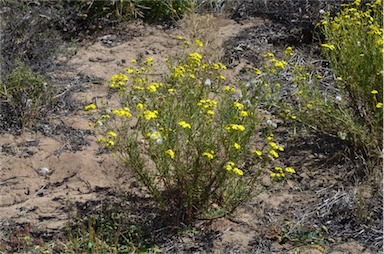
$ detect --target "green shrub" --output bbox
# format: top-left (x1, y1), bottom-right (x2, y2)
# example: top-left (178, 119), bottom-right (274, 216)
top-left (86, 39), bottom-right (294, 223)
top-left (0, 66), bottom-right (55, 129)
top-left (247, 0), bottom-right (383, 179)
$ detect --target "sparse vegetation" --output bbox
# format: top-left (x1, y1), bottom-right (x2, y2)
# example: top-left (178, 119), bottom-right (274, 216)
top-left (0, 0), bottom-right (382, 253)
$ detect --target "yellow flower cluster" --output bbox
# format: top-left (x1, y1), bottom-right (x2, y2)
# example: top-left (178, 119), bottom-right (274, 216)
top-left (225, 124), bottom-right (245, 131)
top-left (197, 99), bottom-right (218, 117)
top-left (223, 86), bottom-right (236, 93)
top-left (110, 73), bottom-right (128, 90)
top-left (212, 62), bottom-right (227, 70)
top-left (270, 58), bottom-right (287, 69)
top-left (280, 109), bottom-right (297, 120)
top-left (178, 120), bottom-right (191, 129)
top-left (285, 46), bottom-right (293, 56)
top-left (147, 82), bottom-right (163, 93)
top-left (234, 101), bottom-right (244, 110)
top-left (112, 107), bottom-right (132, 118)
top-left (172, 65), bottom-right (186, 79)
top-left (225, 161), bottom-right (244, 176)
top-left (270, 167), bottom-right (296, 181)
top-left (84, 103), bottom-right (96, 111)
top-left (188, 52), bottom-right (202, 66)
top-left (267, 135), bottom-right (284, 160)
top-left (143, 110), bottom-right (158, 120)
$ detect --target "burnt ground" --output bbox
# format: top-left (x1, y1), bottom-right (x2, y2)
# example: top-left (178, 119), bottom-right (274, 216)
top-left (0, 1), bottom-right (382, 253)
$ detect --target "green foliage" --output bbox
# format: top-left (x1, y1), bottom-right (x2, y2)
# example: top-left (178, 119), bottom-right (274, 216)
top-left (248, 0), bottom-right (383, 180)
top-left (278, 222), bottom-right (331, 252)
top-left (307, 0), bottom-right (382, 169)
top-left (64, 210), bottom-right (159, 253)
top-left (87, 39), bottom-right (294, 223)
top-left (0, 65), bottom-right (55, 129)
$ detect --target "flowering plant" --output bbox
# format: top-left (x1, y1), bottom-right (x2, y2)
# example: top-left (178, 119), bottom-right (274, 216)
top-left (86, 40), bottom-right (294, 223)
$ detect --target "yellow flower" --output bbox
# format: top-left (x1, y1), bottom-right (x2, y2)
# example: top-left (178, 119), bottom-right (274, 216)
top-left (108, 131), bottom-right (117, 137)
top-left (84, 103), bottom-right (96, 111)
top-left (166, 149), bottom-right (175, 159)
top-left (178, 120), bottom-right (191, 129)
top-left (285, 167), bottom-right (296, 174)
top-left (203, 151), bottom-right (214, 159)
top-left (195, 39), bottom-right (203, 47)
top-left (144, 57), bottom-right (154, 65)
top-left (177, 35), bottom-right (183, 40)
top-left (268, 150), bottom-right (279, 159)
top-left (234, 102), bottom-right (244, 110)
top-left (234, 143), bottom-right (241, 150)
top-left (253, 67), bottom-right (262, 75)
top-left (225, 161), bottom-right (235, 171)
top-left (131, 59), bottom-right (137, 63)
top-left (233, 167), bottom-right (244, 176)
top-left (225, 124), bottom-right (245, 131)
top-left (240, 111), bottom-right (248, 117)
top-left (285, 46), bottom-right (293, 56)
top-left (147, 84), bottom-right (157, 92)
top-left (264, 52), bottom-right (274, 57)
top-left (143, 110), bottom-right (158, 120)
top-left (376, 102), bottom-right (383, 108)
top-left (252, 150), bottom-right (262, 156)
top-left (371, 90), bottom-right (378, 94)
top-left (137, 103), bottom-right (144, 110)
top-left (106, 140), bottom-right (115, 147)
top-left (113, 108), bottom-right (132, 118)
top-left (188, 52), bottom-right (202, 66)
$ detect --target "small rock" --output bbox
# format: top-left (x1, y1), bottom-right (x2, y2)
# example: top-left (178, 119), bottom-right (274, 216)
top-left (38, 167), bottom-right (50, 176)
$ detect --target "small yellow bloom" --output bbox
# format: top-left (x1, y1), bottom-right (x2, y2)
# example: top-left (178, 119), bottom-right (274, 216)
top-left (264, 52), bottom-right (274, 57)
top-left (177, 35), bottom-right (183, 40)
top-left (376, 102), bottom-right (383, 108)
top-left (233, 167), bottom-right (244, 176)
top-left (131, 59), bottom-right (137, 63)
top-left (234, 143), bottom-right (241, 150)
top-left (195, 39), bottom-right (204, 47)
top-left (166, 149), bottom-right (175, 159)
top-left (252, 150), bottom-right (262, 157)
top-left (371, 90), bottom-right (378, 94)
top-left (106, 140), bottom-right (115, 147)
top-left (234, 102), bottom-right (244, 110)
top-left (240, 111), bottom-right (248, 117)
top-left (108, 131), bottom-right (117, 137)
top-left (285, 167), bottom-right (296, 174)
top-left (143, 110), bottom-right (158, 120)
top-left (285, 46), bottom-right (293, 56)
top-left (84, 103), bottom-right (96, 111)
top-left (137, 103), bottom-right (144, 110)
top-left (225, 124), bottom-right (245, 131)
top-left (268, 150), bottom-right (279, 159)
top-left (144, 57), bottom-right (154, 65)
top-left (337, 77), bottom-right (342, 81)
top-left (203, 151), bottom-right (214, 159)
top-left (178, 120), bottom-right (191, 129)
top-left (253, 67), bottom-right (262, 75)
